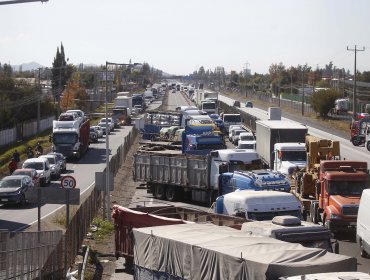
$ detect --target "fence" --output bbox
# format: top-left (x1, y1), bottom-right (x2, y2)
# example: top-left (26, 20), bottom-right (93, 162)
top-left (0, 116), bottom-right (55, 148)
top-left (0, 127), bottom-right (138, 279)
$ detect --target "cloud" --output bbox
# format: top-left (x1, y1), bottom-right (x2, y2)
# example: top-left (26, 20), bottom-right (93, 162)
top-left (0, 33), bottom-right (29, 44)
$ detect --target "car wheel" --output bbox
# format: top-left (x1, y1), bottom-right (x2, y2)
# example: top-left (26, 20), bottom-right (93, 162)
top-left (19, 194), bottom-right (26, 206)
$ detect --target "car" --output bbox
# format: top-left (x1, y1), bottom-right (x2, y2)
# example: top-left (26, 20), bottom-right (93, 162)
top-left (245, 101), bottom-right (253, 108)
top-left (237, 140), bottom-right (257, 150)
top-left (99, 117), bottom-right (114, 132)
top-left (89, 127), bottom-right (99, 143)
top-left (97, 122), bottom-right (110, 135)
top-left (39, 155), bottom-right (62, 180)
top-left (0, 175), bottom-right (33, 206)
top-left (231, 129), bottom-right (247, 145)
top-left (233, 100), bottom-right (241, 107)
top-left (228, 125), bottom-right (244, 141)
top-left (22, 157), bottom-right (51, 187)
top-left (47, 152), bottom-right (67, 173)
top-left (92, 125), bottom-right (103, 138)
top-left (12, 168), bottom-right (40, 188)
top-left (172, 89), bottom-right (176, 93)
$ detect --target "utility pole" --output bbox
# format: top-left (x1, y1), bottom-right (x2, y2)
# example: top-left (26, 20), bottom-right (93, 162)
top-left (347, 45), bottom-right (365, 118)
top-left (301, 69), bottom-right (304, 116)
top-left (37, 68), bottom-right (41, 134)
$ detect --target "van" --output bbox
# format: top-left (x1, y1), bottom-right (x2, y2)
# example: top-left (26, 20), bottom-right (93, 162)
top-left (22, 158), bottom-right (51, 187)
top-left (357, 189), bottom-right (370, 258)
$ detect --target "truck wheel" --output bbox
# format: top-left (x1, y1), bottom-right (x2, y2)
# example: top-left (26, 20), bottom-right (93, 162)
top-left (360, 239), bottom-right (370, 258)
top-left (165, 186), bottom-right (179, 201)
top-left (154, 185), bottom-right (166, 200)
top-left (366, 141), bottom-right (370, 151)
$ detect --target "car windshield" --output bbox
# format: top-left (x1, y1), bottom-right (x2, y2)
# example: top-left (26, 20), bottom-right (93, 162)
top-left (23, 162), bottom-right (43, 170)
top-left (239, 143), bottom-right (255, 149)
top-left (45, 157), bottom-right (55, 164)
top-left (240, 135), bottom-right (254, 141)
top-left (0, 179), bottom-right (21, 188)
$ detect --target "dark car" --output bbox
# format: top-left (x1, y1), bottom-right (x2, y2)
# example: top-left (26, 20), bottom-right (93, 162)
top-left (245, 101), bottom-right (253, 108)
top-left (12, 168), bottom-right (40, 188)
top-left (233, 100), bottom-right (241, 107)
top-left (0, 175), bottom-right (33, 206)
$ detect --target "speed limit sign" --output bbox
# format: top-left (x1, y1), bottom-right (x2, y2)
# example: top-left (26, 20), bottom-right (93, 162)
top-left (61, 175), bottom-right (76, 189)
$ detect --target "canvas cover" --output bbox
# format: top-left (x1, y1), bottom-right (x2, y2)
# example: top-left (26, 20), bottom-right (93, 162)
top-left (133, 223), bottom-right (356, 280)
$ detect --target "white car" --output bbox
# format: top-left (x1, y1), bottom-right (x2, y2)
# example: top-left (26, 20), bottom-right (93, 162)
top-left (99, 117), bottom-right (114, 132)
top-left (92, 125), bottom-right (103, 138)
top-left (228, 125), bottom-right (243, 141)
top-left (237, 140), bottom-right (257, 150)
top-left (22, 158), bottom-right (51, 187)
top-left (231, 129), bottom-right (247, 145)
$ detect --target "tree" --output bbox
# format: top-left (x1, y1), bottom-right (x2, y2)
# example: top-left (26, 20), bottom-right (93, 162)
top-left (311, 89), bottom-right (341, 118)
top-left (60, 73), bottom-right (88, 111)
top-left (51, 43), bottom-right (73, 97)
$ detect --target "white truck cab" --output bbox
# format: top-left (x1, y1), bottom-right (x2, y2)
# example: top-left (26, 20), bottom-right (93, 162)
top-left (273, 142), bottom-right (306, 176)
top-left (215, 190), bottom-right (301, 220)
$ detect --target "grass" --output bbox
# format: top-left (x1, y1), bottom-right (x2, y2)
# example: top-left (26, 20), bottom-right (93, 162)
top-left (90, 217), bottom-right (114, 241)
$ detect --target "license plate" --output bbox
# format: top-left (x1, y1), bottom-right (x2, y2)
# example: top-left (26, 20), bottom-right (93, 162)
top-left (1, 199), bottom-right (8, 202)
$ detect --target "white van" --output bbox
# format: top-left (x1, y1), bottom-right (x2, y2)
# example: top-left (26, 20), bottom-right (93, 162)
top-left (357, 189), bottom-right (370, 258)
top-left (22, 158), bottom-right (51, 187)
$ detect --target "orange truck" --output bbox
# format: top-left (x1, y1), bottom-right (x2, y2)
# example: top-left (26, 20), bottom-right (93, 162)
top-left (293, 134), bottom-right (369, 233)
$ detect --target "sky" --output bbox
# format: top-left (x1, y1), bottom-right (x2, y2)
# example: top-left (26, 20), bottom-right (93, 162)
top-left (1, 0), bottom-right (370, 76)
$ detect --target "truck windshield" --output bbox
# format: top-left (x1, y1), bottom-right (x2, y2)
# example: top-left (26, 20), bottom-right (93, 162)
top-left (223, 115), bottom-right (241, 122)
top-left (202, 103), bottom-right (216, 109)
top-left (53, 133), bottom-right (78, 144)
top-left (281, 151), bottom-right (307, 161)
top-left (328, 181), bottom-right (368, 195)
top-left (196, 143), bottom-right (226, 151)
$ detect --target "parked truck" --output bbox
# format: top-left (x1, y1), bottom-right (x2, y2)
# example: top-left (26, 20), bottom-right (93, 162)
top-left (51, 117), bottom-right (90, 160)
top-left (114, 96), bottom-right (132, 116)
top-left (133, 148), bottom-right (262, 204)
top-left (218, 169), bottom-right (291, 195)
top-left (293, 134), bottom-right (369, 232)
top-left (132, 223), bottom-right (356, 279)
top-left (255, 114), bottom-right (307, 171)
top-left (215, 190), bottom-right (302, 220)
top-left (241, 215), bottom-right (339, 253)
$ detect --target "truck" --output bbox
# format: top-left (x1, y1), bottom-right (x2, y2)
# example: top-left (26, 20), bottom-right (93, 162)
top-left (132, 222), bottom-right (356, 279)
top-left (114, 96), bottom-right (132, 116)
top-left (255, 115), bottom-right (307, 171)
top-left (218, 169), bottom-right (291, 195)
top-left (111, 106), bottom-right (131, 126)
top-left (332, 98), bottom-right (349, 115)
top-left (141, 111), bottom-right (182, 140)
top-left (215, 190), bottom-right (302, 220)
top-left (132, 93), bottom-right (146, 111)
top-left (221, 113), bottom-right (242, 133)
top-left (133, 148), bottom-right (262, 204)
top-left (51, 118), bottom-right (90, 160)
top-left (350, 116), bottom-right (370, 146)
top-left (112, 205), bottom-right (247, 269)
top-left (241, 215), bottom-right (339, 253)
top-left (293, 134), bottom-right (369, 232)
top-left (195, 90), bottom-right (218, 114)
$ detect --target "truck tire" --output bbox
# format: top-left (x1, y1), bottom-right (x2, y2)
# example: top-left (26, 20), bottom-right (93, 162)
top-left (165, 186), bottom-right (180, 201)
top-left (154, 185), bottom-right (166, 200)
top-left (367, 141), bottom-right (370, 151)
top-left (310, 203), bottom-right (319, 224)
top-left (360, 239), bottom-right (370, 258)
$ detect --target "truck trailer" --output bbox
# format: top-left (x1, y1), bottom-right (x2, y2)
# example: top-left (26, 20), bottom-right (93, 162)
top-left (133, 148), bottom-right (261, 204)
top-left (255, 119), bottom-right (307, 169)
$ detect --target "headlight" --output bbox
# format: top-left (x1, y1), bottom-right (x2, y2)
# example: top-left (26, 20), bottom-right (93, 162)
top-left (40, 172), bottom-right (44, 176)
top-left (51, 166), bottom-right (55, 170)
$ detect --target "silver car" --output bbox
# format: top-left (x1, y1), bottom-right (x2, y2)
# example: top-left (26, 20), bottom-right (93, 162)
top-left (39, 155), bottom-right (62, 179)
top-left (47, 152), bottom-right (67, 173)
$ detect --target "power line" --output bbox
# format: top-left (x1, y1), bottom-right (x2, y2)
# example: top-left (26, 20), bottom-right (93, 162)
top-left (0, 0), bottom-right (47, 5)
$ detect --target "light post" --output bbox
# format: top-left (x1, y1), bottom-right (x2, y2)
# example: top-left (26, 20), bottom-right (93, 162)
top-left (104, 61), bottom-right (133, 220)
top-left (301, 69), bottom-right (304, 116)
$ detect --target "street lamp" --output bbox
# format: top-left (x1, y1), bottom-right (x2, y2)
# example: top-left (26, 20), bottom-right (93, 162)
top-left (104, 61), bottom-right (134, 220)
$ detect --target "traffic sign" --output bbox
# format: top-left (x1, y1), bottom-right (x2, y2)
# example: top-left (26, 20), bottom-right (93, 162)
top-left (61, 175), bottom-right (76, 189)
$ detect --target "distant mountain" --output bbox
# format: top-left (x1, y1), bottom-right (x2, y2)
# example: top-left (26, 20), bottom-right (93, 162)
top-left (12, 62), bottom-right (44, 72)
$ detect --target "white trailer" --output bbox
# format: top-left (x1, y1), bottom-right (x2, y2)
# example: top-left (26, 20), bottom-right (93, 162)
top-left (114, 96), bottom-right (132, 115)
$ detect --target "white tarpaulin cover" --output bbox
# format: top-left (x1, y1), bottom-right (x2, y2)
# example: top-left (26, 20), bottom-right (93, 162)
top-left (133, 223), bottom-right (356, 280)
